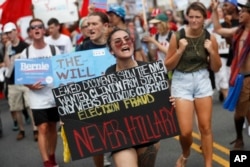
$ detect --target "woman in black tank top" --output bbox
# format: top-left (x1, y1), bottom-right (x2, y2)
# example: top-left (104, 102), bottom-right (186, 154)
top-left (106, 28), bottom-right (160, 167)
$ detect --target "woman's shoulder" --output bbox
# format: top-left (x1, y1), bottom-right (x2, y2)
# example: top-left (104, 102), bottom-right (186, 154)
top-left (105, 64), bottom-right (116, 75)
top-left (137, 61), bottom-right (148, 66)
top-left (105, 61), bottom-right (148, 75)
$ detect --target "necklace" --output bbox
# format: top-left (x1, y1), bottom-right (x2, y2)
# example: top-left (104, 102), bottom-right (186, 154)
top-left (188, 29), bottom-right (204, 56)
top-left (189, 35), bottom-right (203, 56)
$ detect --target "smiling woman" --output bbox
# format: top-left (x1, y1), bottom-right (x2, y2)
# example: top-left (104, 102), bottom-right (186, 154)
top-left (107, 28), bottom-right (136, 68)
top-left (105, 28), bottom-right (160, 167)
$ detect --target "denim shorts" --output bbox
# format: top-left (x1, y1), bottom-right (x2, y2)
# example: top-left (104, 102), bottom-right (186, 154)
top-left (171, 69), bottom-right (213, 101)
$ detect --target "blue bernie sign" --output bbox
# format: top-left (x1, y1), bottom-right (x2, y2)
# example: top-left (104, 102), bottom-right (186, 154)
top-left (15, 58), bottom-right (53, 85)
top-left (14, 48), bottom-right (116, 87)
top-left (90, 0), bottom-right (107, 10)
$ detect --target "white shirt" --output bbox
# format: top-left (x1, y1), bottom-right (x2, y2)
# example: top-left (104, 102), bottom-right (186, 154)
top-left (20, 44), bottom-right (61, 109)
top-left (45, 34), bottom-right (73, 54)
top-left (151, 33), bottom-right (170, 72)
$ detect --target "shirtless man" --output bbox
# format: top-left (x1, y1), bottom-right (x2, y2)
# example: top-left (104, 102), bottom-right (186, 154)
top-left (212, 0), bottom-right (250, 149)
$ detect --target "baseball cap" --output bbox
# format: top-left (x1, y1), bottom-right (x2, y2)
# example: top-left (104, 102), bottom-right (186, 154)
top-left (224, 0), bottom-right (237, 6)
top-left (149, 13), bottom-right (168, 24)
top-left (238, 1), bottom-right (250, 8)
top-left (3, 22), bottom-right (17, 33)
top-left (107, 6), bottom-right (126, 19)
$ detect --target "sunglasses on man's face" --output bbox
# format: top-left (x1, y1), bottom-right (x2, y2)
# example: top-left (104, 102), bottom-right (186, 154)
top-left (30, 24), bottom-right (44, 30)
top-left (113, 36), bottom-right (132, 48)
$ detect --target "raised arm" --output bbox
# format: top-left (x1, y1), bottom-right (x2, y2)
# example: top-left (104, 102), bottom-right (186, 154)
top-left (205, 34), bottom-right (221, 72)
top-left (211, 0), bottom-right (238, 37)
top-left (165, 32), bottom-right (187, 71)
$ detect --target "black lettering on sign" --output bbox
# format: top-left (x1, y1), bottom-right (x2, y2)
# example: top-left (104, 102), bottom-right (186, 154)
top-left (52, 61), bottom-right (180, 160)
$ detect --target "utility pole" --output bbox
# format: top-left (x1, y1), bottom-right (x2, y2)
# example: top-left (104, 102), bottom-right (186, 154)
top-left (153, 0), bottom-right (157, 8)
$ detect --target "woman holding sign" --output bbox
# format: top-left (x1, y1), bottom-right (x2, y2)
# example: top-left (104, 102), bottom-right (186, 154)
top-left (165, 2), bottom-right (221, 167)
top-left (105, 28), bottom-right (160, 167)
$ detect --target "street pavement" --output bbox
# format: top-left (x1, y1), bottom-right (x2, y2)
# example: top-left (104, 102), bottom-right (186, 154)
top-left (0, 91), bottom-right (250, 167)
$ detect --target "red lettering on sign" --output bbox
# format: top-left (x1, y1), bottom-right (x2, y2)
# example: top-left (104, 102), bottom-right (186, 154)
top-left (73, 124), bottom-right (103, 157)
top-left (145, 114), bottom-right (161, 139)
top-left (102, 120), bottom-right (127, 149)
top-left (159, 106), bottom-right (178, 135)
top-left (73, 120), bottom-right (128, 157)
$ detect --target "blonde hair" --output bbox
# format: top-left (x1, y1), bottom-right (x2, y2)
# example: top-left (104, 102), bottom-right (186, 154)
top-left (79, 17), bottom-right (88, 29)
top-left (157, 21), bottom-right (169, 34)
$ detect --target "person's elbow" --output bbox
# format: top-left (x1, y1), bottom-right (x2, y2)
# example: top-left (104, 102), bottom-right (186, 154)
top-left (214, 63), bottom-right (222, 72)
top-left (211, 61), bottom-right (222, 72)
top-left (213, 28), bottom-right (221, 34)
top-left (164, 58), bottom-right (175, 71)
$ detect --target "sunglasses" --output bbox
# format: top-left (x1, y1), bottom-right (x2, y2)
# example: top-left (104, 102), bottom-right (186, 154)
top-left (113, 36), bottom-right (132, 48)
top-left (30, 24), bottom-right (44, 30)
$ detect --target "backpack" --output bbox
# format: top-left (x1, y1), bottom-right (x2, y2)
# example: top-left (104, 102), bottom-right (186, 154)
top-left (26, 45), bottom-right (56, 58)
top-left (178, 28), bottom-right (210, 55)
top-left (179, 28), bottom-right (210, 43)
top-left (155, 31), bottom-right (173, 42)
top-left (178, 28), bottom-right (215, 88)
top-left (154, 31), bottom-right (173, 80)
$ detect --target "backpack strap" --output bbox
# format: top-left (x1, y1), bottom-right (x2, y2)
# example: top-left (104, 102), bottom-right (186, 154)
top-left (49, 45), bottom-right (56, 56)
top-left (26, 47), bottom-right (29, 58)
top-left (26, 45), bottom-right (56, 58)
top-left (155, 33), bottom-right (159, 41)
top-left (179, 28), bottom-right (186, 39)
top-left (155, 31), bottom-right (173, 42)
top-left (166, 31), bottom-right (173, 42)
top-left (179, 28), bottom-right (210, 39)
top-left (204, 29), bottom-right (210, 40)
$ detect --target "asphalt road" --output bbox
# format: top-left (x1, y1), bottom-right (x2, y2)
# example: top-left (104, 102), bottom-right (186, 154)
top-left (0, 91), bottom-right (250, 167)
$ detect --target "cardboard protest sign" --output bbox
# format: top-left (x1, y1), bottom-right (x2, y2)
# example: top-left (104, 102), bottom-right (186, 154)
top-left (15, 58), bottom-right (53, 85)
top-left (90, 0), bottom-right (107, 10)
top-left (51, 48), bottom-right (116, 87)
top-left (32, 0), bottom-right (78, 25)
top-left (14, 48), bottom-right (116, 86)
top-left (52, 61), bottom-right (180, 160)
top-left (174, 0), bottom-right (189, 11)
top-left (198, 0), bottom-right (211, 8)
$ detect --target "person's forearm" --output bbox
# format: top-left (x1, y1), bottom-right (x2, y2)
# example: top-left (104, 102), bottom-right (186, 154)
top-left (152, 40), bottom-right (168, 54)
top-left (212, 8), bottom-right (222, 32)
top-left (4, 53), bottom-right (10, 67)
